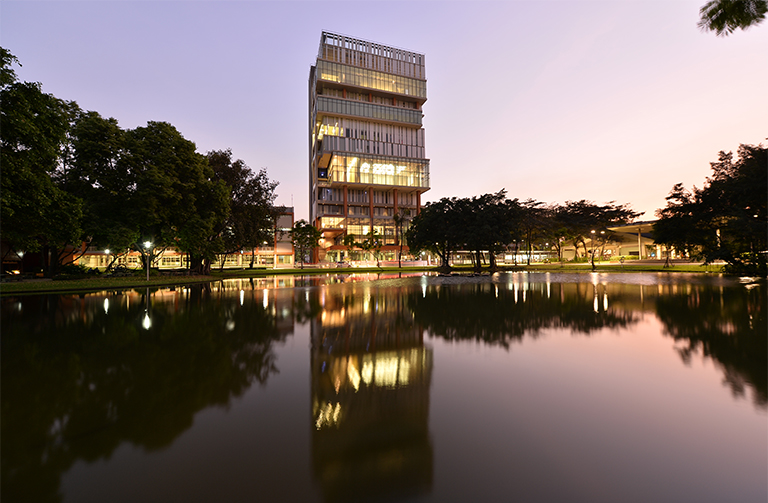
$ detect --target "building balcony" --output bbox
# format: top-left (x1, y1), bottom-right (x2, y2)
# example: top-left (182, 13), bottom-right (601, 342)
top-left (316, 97), bottom-right (422, 126)
top-left (316, 60), bottom-right (427, 102)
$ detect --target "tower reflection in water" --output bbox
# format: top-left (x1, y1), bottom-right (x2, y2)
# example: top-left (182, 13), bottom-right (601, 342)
top-left (310, 284), bottom-right (433, 502)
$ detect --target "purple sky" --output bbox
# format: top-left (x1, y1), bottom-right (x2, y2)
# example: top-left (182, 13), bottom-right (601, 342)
top-left (3, 1), bottom-right (766, 222)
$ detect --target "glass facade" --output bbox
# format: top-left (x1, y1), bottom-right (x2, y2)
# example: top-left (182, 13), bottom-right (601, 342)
top-left (328, 154), bottom-right (429, 189)
top-left (320, 216), bottom-right (345, 229)
top-left (317, 97), bottom-right (422, 126)
top-left (317, 60), bottom-right (427, 99)
top-left (346, 218), bottom-right (371, 237)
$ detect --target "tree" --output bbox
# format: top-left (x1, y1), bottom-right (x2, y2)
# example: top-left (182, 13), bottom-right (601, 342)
top-left (556, 200), bottom-right (642, 262)
top-left (653, 183), bottom-right (702, 260)
top-left (2, 48), bottom-right (283, 277)
top-left (393, 208), bottom-right (412, 268)
top-left (207, 149), bottom-right (279, 270)
top-left (655, 144), bottom-right (767, 275)
top-left (698, 0), bottom-right (767, 36)
top-left (0, 47), bottom-right (19, 87)
top-left (406, 197), bottom-right (459, 270)
top-left (58, 109), bottom-right (136, 268)
top-left (342, 233), bottom-right (359, 262)
top-left (407, 192), bottom-right (537, 270)
top-left (116, 122), bottom-right (230, 274)
top-left (519, 199), bottom-right (548, 266)
top-left (359, 229), bottom-right (384, 267)
top-left (291, 220), bottom-right (321, 269)
top-left (0, 48), bottom-right (83, 275)
top-left (452, 191), bottom-right (514, 271)
top-left (544, 204), bottom-right (571, 262)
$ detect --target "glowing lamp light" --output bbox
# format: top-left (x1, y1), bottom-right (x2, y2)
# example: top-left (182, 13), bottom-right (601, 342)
top-left (143, 241), bottom-right (153, 281)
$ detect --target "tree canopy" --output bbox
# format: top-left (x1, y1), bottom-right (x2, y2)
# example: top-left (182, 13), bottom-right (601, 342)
top-left (406, 191), bottom-right (640, 271)
top-left (0, 48), bottom-right (280, 276)
top-left (405, 197), bottom-right (460, 269)
top-left (654, 144), bottom-right (767, 275)
top-left (0, 53), bottom-right (82, 273)
top-left (698, 0), bottom-right (767, 36)
top-left (291, 220), bottom-right (321, 269)
top-left (208, 149), bottom-right (280, 270)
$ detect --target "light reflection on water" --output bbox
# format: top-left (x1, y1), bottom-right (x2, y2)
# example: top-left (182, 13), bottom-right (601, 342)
top-left (1, 273), bottom-right (765, 503)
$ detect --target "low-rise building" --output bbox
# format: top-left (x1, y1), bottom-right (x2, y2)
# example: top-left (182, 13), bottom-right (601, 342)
top-left (74, 208), bottom-right (295, 270)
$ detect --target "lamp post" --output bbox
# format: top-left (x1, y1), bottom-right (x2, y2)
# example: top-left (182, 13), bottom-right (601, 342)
top-left (599, 230), bottom-right (605, 262)
top-left (590, 230), bottom-right (596, 270)
top-left (144, 241), bottom-right (152, 281)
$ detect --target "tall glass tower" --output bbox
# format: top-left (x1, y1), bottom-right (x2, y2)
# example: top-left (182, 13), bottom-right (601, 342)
top-left (309, 32), bottom-right (429, 263)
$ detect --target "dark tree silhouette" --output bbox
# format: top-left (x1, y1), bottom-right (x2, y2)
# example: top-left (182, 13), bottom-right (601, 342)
top-left (654, 144), bottom-right (767, 275)
top-left (698, 0), bottom-right (767, 36)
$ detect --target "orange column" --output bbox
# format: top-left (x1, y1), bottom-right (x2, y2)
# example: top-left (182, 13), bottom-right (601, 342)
top-left (369, 192), bottom-right (374, 236)
top-left (343, 187), bottom-right (348, 230)
top-left (393, 189), bottom-right (398, 215)
top-left (417, 192), bottom-right (421, 215)
top-left (393, 189), bottom-right (399, 245)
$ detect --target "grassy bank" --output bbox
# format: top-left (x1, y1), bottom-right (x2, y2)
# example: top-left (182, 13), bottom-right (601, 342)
top-left (0, 262), bottom-right (720, 296)
top-left (0, 274), bottom-right (217, 296)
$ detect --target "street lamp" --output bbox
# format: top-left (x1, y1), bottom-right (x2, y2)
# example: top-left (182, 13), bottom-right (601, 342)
top-left (599, 231), bottom-right (605, 262)
top-left (16, 250), bottom-right (25, 275)
top-left (144, 241), bottom-right (153, 281)
top-left (590, 230), bottom-right (596, 270)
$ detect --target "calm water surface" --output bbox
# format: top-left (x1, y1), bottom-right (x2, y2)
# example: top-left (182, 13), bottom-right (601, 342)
top-left (2, 272), bottom-right (766, 503)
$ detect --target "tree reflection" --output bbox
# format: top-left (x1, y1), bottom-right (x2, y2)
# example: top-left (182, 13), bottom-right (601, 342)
top-left (1, 285), bottom-right (288, 503)
top-left (409, 281), bottom-right (638, 347)
top-left (655, 282), bottom-right (767, 408)
top-left (3, 276), bottom-right (765, 502)
top-left (408, 277), bottom-right (766, 409)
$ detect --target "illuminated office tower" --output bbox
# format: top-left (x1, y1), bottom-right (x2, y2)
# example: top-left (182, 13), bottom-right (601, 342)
top-left (309, 32), bottom-right (429, 263)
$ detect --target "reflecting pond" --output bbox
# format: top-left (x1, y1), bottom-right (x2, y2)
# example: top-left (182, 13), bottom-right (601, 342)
top-left (2, 272), bottom-right (766, 503)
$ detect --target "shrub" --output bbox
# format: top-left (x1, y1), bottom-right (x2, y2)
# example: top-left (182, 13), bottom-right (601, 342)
top-left (58, 263), bottom-right (91, 276)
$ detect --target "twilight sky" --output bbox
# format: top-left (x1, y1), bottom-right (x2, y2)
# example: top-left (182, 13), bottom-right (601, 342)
top-left (3, 1), bottom-right (766, 221)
